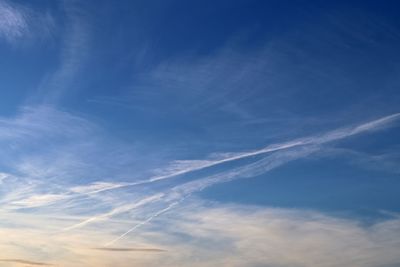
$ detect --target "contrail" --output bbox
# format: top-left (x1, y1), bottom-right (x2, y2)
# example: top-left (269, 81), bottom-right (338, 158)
top-left (105, 146), bottom-right (317, 246)
top-left (68, 113), bottom-right (400, 232)
top-left (17, 113), bottom-right (400, 211)
top-left (103, 113), bottom-right (400, 245)
top-left (63, 193), bottom-right (164, 231)
top-left (105, 196), bottom-right (188, 247)
top-left (91, 112), bottom-right (400, 189)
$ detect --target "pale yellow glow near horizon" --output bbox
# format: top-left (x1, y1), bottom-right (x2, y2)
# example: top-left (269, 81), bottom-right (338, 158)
top-left (1, 202), bottom-right (400, 267)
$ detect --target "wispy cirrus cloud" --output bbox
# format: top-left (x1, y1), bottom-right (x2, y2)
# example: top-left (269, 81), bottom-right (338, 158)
top-left (317, 147), bottom-right (400, 175)
top-left (24, 1), bottom-right (91, 105)
top-left (0, 99), bottom-right (398, 263)
top-left (56, 112), bottom-right (400, 210)
top-left (63, 193), bottom-right (165, 231)
top-left (0, 105), bottom-right (112, 210)
top-left (0, 0), bottom-right (54, 45)
top-left (1, 104), bottom-right (398, 216)
top-left (131, 112), bottom-right (400, 186)
top-left (62, 113), bottom-right (400, 244)
top-left (0, 0), bottom-right (28, 43)
top-left (0, 105), bottom-right (160, 216)
top-left (1, 1), bottom-right (399, 266)
top-left (9, 194), bottom-right (70, 209)
top-left (0, 107), bottom-right (399, 266)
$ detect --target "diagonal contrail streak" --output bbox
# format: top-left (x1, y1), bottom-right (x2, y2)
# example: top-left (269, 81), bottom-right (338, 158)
top-left (102, 113), bottom-right (400, 245)
top-left (66, 113), bottom-right (400, 233)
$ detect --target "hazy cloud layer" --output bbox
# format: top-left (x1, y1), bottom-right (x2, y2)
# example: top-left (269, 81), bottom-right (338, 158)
top-left (92, 247), bottom-right (166, 252)
top-left (1, 201), bottom-right (400, 267)
top-left (0, 258), bottom-right (53, 266)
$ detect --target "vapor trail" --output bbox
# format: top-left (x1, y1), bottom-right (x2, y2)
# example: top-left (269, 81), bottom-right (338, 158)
top-left (98, 112), bottom-right (400, 188)
top-left (63, 193), bottom-right (164, 231)
top-left (68, 113), bottom-right (400, 232)
top-left (103, 113), bottom-right (400, 244)
top-left (105, 198), bottom-right (186, 247)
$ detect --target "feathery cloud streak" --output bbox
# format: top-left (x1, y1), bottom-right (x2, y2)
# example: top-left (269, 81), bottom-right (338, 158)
top-left (68, 112), bottom-right (400, 197)
top-left (0, 0), bottom-right (28, 43)
top-left (0, 0), bottom-right (54, 45)
top-left (66, 113), bottom-right (400, 242)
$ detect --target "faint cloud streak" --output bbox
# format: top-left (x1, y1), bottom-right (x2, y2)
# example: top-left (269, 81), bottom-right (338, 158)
top-left (0, 258), bottom-right (53, 266)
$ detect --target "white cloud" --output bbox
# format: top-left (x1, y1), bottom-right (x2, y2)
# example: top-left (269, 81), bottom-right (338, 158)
top-left (142, 201), bottom-right (400, 267)
top-left (9, 194), bottom-right (70, 209)
top-left (1, 201), bottom-right (400, 267)
top-left (70, 182), bottom-right (129, 195)
top-left (0, 172), bottom-right (10, 184)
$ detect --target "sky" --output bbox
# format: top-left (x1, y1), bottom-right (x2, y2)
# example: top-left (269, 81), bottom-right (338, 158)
top-left (0, 0), bottom-right (400, 266)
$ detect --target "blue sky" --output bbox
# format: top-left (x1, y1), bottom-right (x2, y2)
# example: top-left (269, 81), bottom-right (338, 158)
top-left (1, 0), bottom-right (400, 266)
